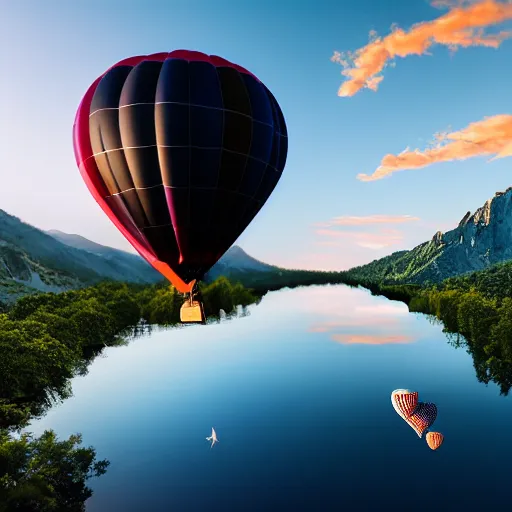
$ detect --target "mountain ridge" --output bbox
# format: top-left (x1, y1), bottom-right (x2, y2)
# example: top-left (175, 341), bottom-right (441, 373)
top-left (346, 186), bottom-right (512, 285)
top-left (0, 209), bottom-right (280, 302)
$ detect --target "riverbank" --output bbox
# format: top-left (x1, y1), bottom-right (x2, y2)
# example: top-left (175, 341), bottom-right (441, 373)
top-left (3, 262), bottom-right (512, 509)
top-left (346, 260), bottom-right (512, 396)
top-left (0, 276), bottom-right (265, 510)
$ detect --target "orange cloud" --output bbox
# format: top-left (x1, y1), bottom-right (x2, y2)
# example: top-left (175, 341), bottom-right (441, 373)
top-left (332, 0), bottom-right (512, 97)
top-left (332, 334), bottom-right (415, 344)
top-left (315, 228), bottom-right (404, 249)
top-left (358, 114), bottom-right (512, 181)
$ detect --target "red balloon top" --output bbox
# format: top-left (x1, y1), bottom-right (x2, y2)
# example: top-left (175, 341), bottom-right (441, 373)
top-left (105, 50), bottom-right (261, 82)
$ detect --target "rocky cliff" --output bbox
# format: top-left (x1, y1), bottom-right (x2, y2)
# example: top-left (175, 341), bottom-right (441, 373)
top-left (347, 187), bottom-right (512, 284)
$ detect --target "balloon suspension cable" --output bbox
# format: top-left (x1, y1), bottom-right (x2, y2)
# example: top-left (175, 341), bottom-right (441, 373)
top-left (189, 282), bottom-right (198, 306)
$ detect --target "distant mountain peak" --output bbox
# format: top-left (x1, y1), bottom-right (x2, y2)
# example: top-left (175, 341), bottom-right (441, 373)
top-left (0, 213), bottom-right (164, 302)
top-left (204, 245), bottom-right (275, 281)
top-left (46, 230), bottom-right (116, 254)
top-left (432, 231), bottom-right (444, 246)
top-left (458, 211), bottom-right (471, 228)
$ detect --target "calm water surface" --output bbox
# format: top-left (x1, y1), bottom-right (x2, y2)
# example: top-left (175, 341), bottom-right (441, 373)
top-left (27, 285), bottom-right (512, 511)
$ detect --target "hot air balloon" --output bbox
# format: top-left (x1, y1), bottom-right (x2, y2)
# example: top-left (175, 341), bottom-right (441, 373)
top-left (391, 389), bottom-right (418, 419)
top-left (426, 431), bottom-right (444, 451)
top-left (73, 50), bottom-right (288, 323)
top-left (406, 402), bottom-right (437, 438)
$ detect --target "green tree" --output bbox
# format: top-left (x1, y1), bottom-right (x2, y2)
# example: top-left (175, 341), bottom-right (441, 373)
top-left (202, 277), bottom-right (236, 316)
top-left (435, 290), bottom-right (462, 333)
top-left (456, 292), bottom-right (498, 348)
top-left (60, 298), bottom-right (116, 347)
top-left (25, 311), bottom-right (82, 353)
top-left (490, 298), bottom-right (512, 361)
top-left (0, 429), bottom-right (109, 512)
top-left (0, 317), bottom-right (74, 408)
top-left (8, 293), bottom-right (72, 322)
top-left (144, 287), bottom-right (182, 325)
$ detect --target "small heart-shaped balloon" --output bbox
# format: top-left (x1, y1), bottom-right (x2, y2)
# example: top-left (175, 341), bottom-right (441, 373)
top-left (426, 431), bottom-right (444, 450)
top-left (406, 402), bottom-right (437, 438)
top-left (391, 389), bottom-right (419, 420)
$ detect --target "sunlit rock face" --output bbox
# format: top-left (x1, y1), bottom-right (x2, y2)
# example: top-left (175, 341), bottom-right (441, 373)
top-left (348, 187), bottom-right (512, 284)
top-left (419, 187), bottom-right (512, 282)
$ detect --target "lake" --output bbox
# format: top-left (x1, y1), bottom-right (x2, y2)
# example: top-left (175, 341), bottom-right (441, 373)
top-left (26, 284), bottom-right (512, 511)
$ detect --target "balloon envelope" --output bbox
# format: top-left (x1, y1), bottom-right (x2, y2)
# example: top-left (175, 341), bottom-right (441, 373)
top-left (73, 50), bottom-right (288, 292)
top-left (391, 389), bottom-right (418, 419)
top-left (426, 431), bottom-right (444, 450)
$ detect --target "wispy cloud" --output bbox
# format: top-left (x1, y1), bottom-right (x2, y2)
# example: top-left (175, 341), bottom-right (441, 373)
top-left (358, 114), bottom-right (512, 181)
top-left (280, 215), bottom-right (426, 271)
top-left (315, 228), bottom-right (404, 249)
top-left (322, 214), bottom-right (420, 226)
top-left (309, 213), bottom-right (421, 261)
top-left (331, 334), bottom-right (415, 345)
top-left (332, 0), bottom-right (512, 97)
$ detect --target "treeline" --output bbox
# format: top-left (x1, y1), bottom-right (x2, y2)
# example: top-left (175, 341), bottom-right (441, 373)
top-left (407, 263), bottom-right (512, 395)
top-left (0, 276), bottom-right (259, 511)
top-left (349, 261), bottom-right (512, 396)
top-left (219, 268), bottom-right (348, 292)
top-left (143, 277), bottom-right (259, 325)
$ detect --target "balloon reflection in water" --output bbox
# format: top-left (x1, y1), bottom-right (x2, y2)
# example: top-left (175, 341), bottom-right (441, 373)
top-left (426, 431), bottom-right (444, 451)
top-left (391, 389), bottom-right (418, 420)
top-left (391, 389), bottom-right (444, 449)
top-left (407, 402), bottom-right (437, 438)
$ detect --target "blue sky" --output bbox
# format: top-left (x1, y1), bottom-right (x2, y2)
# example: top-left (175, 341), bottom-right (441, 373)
top-left (2, 0), bottom-right (512, 270)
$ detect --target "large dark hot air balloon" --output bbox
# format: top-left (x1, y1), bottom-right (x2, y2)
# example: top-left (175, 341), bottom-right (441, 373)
top-left (73, 51), bottom-right (288, 322)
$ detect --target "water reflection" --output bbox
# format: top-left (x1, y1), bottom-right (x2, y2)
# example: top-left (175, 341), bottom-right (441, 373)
top-left (332, 334), bottom-right (414, 345)
top-left (211, 305), bottom-right (252, 323)
top-left (296, 285), bottom-right (419, 344)
top-left (391, 389), bottom-right (443, 450)
top-left (25, 285), bottom-right (512, 511)
top-left (426, 431), bottom-right (444, 451)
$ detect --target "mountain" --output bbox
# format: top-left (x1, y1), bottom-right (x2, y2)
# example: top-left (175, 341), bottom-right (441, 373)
top-left (346, 187), bottom-right (512, 285)
top-left (46, 230), bottom-right (118, 255)
top-left (0, 208), bottom-right (286, 303)
top-left (205, 246), bottom-right (276, 281)
top-left (46, 229), bottom-right (161, 275)
top-left (49, 231), bottom-right (277, 280)
top-left (0, 210), bottom-right (163, 302)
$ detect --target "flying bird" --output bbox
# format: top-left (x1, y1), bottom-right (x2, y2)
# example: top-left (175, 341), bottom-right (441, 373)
top-left (206, 427), bottom-right (219, 448)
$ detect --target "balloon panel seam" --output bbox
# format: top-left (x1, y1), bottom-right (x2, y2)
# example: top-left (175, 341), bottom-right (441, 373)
top-left (90, 103), bottom-right (277, 130)
top-left (90, 146), bottom-right (284, 170)
top-left (107, 185), bottom-right (259, 199)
